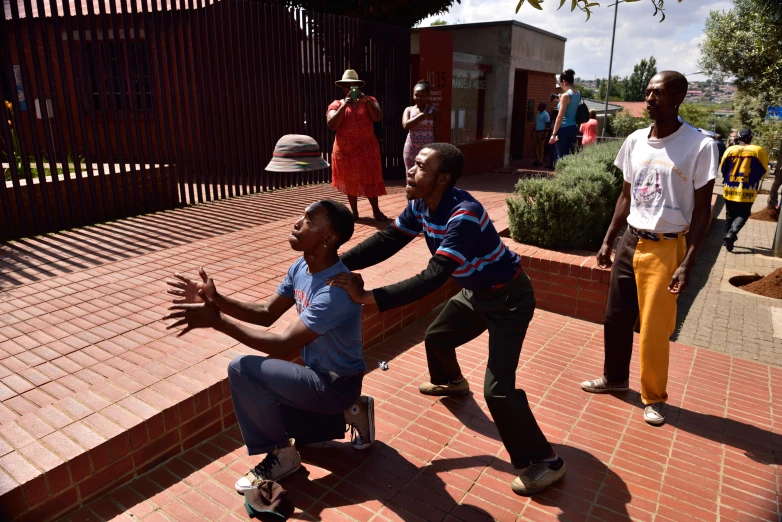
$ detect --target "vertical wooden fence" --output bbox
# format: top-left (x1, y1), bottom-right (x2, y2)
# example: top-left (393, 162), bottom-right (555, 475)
top-left (0, 0), bottom-right (410, 241)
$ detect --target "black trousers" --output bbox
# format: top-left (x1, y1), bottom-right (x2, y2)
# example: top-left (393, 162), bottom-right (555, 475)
top-left (424, 273), bottom-right (553, 468)
top-left (724, 200), bottom-right (753, 241)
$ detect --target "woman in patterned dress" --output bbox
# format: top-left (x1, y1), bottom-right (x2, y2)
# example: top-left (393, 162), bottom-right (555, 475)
top-left (327, 69), bottom-right (388, 222)
top-left (402, 80), bottom-right (441, 172)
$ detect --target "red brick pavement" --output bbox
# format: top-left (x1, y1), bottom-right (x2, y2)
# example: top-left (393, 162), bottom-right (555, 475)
top-left (0, 176), bottom-right (519, 519)
top-left (1, 174), bottom-right (780, 521)
top-left (66, 310), bottom-right (782, 522)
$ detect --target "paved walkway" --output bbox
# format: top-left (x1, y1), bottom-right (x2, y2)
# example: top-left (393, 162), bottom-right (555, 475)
top-left (674, 184), bottom-right (782, 366)
top-left (65, 309), bottom-right (782, 522)
top-left (1, 174), bottom-right (781, 521)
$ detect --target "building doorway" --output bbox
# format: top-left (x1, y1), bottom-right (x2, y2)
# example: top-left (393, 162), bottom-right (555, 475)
top-left (510, 70), bottom-right (529, 160)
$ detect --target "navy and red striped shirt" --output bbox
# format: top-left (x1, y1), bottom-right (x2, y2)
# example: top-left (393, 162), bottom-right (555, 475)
top-left (394, 187), bottom-right (520, 291)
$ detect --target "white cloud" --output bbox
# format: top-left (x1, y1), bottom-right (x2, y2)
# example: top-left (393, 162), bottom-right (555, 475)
top-left (419, 0), bottom-right (732, 82)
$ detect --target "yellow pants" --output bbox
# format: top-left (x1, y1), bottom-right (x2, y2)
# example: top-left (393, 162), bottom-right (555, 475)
top-left (603, 229), bottom-right (686, 404)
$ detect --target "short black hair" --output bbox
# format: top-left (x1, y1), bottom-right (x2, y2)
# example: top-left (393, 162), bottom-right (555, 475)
top-left (424, 143), bottom-right (464, 187)
top-left (318, 199), bottom-right (354, 248)
top-left (737, 128), bottom-right (753, 144)
top-left (657, 70), bottom-right (688, 97)
top-left (414, 80), bottom-right (430, 93)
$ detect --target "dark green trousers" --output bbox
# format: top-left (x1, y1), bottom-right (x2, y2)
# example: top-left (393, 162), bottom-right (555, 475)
top-left (424, 272), bottom-right (553, 467)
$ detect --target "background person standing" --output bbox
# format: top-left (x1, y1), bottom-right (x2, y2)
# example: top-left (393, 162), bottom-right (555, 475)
top-left (545, 94), bottom-right (559, 169)
top-left (403, 80), bottom-right (440, 172)
top-left (580, 110), bottom-right (599, 147)
top-left (580, 72), bottom-right (719, 426)
top-left (720, 128), bottom-right (769, 251)
top-left (532, 102), bottom-right (550, 166)
top-left (327, 69), bottom-right (389, 222)
top-left (548, 69), bottom-right (581, 164)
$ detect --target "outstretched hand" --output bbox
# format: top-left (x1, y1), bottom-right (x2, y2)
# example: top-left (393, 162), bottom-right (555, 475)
top-left (163, 294), bottom-right (222, 336)
top-left (327, 272), bottom-right (373, 305)
top-left (166, 267), bottom-right (217, 304)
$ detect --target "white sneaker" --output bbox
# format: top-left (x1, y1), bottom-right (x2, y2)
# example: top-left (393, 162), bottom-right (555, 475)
top-left (344, 396), bottom-right (374, 450)
top-left (643, 403), bottom-right (666, 426)
top-left (234, 439), bottom-right (301, 493)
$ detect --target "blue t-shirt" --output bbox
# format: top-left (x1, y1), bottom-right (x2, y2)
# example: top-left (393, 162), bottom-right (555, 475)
top-left (276, 258), bottom-right (365, 376)
top-left (535, 111), bottom-right (550, 131)
top-left (394, 187), bottom-right (521, 291)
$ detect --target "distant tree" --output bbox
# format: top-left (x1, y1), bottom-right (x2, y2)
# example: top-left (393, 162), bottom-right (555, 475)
top-left (595, 78), bottom-right (602, 90)
top-left (430, 18), bottom-right (448, 25)
top-left (700, 0), bottom-right (782, 186)
top-left (577, 85), bottom-right (596, 99)
top-left (610, 110), bottom-right (651, 138)
top-left (622, 56), bottom-right (657, 102)
top-left (598, 76), bottom-right (624, 102)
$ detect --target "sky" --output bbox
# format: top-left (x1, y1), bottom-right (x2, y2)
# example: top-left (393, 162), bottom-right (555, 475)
top-left (417, 0), bottom-right (732, 82)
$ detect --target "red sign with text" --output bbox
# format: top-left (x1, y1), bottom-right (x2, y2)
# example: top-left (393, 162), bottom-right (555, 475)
top-left (419, 29), bottom-right (453, 143)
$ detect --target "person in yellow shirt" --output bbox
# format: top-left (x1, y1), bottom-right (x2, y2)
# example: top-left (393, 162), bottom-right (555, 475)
top-left (720, 128), bottom-right (769, 251)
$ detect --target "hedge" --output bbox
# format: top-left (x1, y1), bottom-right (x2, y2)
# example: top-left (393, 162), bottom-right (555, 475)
top-left (507, 141), bottom-right (624, 250)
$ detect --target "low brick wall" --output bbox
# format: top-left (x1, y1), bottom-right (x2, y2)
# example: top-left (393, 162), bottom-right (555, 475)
top-left (513, 245), bottom-right (610, 323)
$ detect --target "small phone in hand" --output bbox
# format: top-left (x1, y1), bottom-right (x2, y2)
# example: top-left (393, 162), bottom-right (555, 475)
top-left (350, 86), bottom-right (359, 101)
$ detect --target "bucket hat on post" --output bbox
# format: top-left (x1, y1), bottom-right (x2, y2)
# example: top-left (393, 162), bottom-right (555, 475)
top-left (265, 134), bottom-right (329, 172)
top-left (335, 69), bottom-right (365, 88)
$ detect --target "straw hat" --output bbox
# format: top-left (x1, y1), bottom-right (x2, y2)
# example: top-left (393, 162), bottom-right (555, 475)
top-left (265, 135), bottom-right (329, 172)
top-left (335, 69), bottom-right (365, 88)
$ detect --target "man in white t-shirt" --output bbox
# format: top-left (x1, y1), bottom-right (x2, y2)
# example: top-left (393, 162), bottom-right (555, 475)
top-left (580, 71), bottom-right (719, 426)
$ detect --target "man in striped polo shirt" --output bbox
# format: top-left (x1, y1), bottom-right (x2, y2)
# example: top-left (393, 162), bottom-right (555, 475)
top-left (328, 143), bottom-right (564, 496)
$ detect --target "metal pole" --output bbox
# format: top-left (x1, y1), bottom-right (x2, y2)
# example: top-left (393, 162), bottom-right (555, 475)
top-left (602, 0), bottom-right (619, 138)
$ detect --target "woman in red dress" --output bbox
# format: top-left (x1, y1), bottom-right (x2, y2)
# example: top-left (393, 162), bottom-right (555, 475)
top-left (327, 70), bottom-right (388, 221)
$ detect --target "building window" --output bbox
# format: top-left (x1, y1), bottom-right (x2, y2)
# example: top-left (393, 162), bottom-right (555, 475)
top-left (451, 52), bottom-right (494, 144)
top-left (83, 40), bottom-right (153, 113)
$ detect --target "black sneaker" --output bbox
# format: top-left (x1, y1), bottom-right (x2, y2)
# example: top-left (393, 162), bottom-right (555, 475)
top-left (724, 237), bottom-right (734, 252)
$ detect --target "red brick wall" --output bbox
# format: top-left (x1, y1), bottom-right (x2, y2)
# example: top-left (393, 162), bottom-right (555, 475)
top-left (520, 71), bottom-right (556, 160)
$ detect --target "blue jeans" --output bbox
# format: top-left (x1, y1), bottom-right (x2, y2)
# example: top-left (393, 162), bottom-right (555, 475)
top-left (227, 355), bottom-right (362, 455)
top-left (554, 125), bottom-right (578, 165)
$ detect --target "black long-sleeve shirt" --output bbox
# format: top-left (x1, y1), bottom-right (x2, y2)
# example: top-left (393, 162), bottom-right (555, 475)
top-left (341, 226), bottom-right (459, 312)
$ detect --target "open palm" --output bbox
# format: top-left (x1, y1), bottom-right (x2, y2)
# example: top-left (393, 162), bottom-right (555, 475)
top-left (167, 267), bottom-right (217, 304)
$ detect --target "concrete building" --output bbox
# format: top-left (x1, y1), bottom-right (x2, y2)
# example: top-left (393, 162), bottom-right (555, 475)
top-left (411, 21), bottom-right (566, 168)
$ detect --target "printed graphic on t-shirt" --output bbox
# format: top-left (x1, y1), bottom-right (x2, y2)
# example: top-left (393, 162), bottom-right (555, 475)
top-left (293, 289), bottom-right (310, 314)
top-left (632, 164), bottom-right (663, 210)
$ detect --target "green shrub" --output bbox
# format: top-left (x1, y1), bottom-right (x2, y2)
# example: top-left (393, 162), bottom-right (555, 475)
top-left (507, 141), bottom-right (624, 250)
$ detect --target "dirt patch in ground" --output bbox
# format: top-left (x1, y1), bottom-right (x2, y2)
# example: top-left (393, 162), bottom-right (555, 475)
top-left (750, 206), bottom-right (780, 222)
top-left (738, 267), bottom-right (782, 299)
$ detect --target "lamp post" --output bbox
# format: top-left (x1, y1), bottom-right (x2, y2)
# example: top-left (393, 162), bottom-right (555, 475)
top-left (601, 0), bottom-right (619, 138)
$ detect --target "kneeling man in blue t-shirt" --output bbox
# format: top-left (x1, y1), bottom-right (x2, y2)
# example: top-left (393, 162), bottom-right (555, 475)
top-left (164, 199), bottom-right (373, 493)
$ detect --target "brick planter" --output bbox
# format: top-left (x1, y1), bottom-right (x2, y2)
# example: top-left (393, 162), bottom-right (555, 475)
top-left (511, 243), bottom-right (610, 324)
